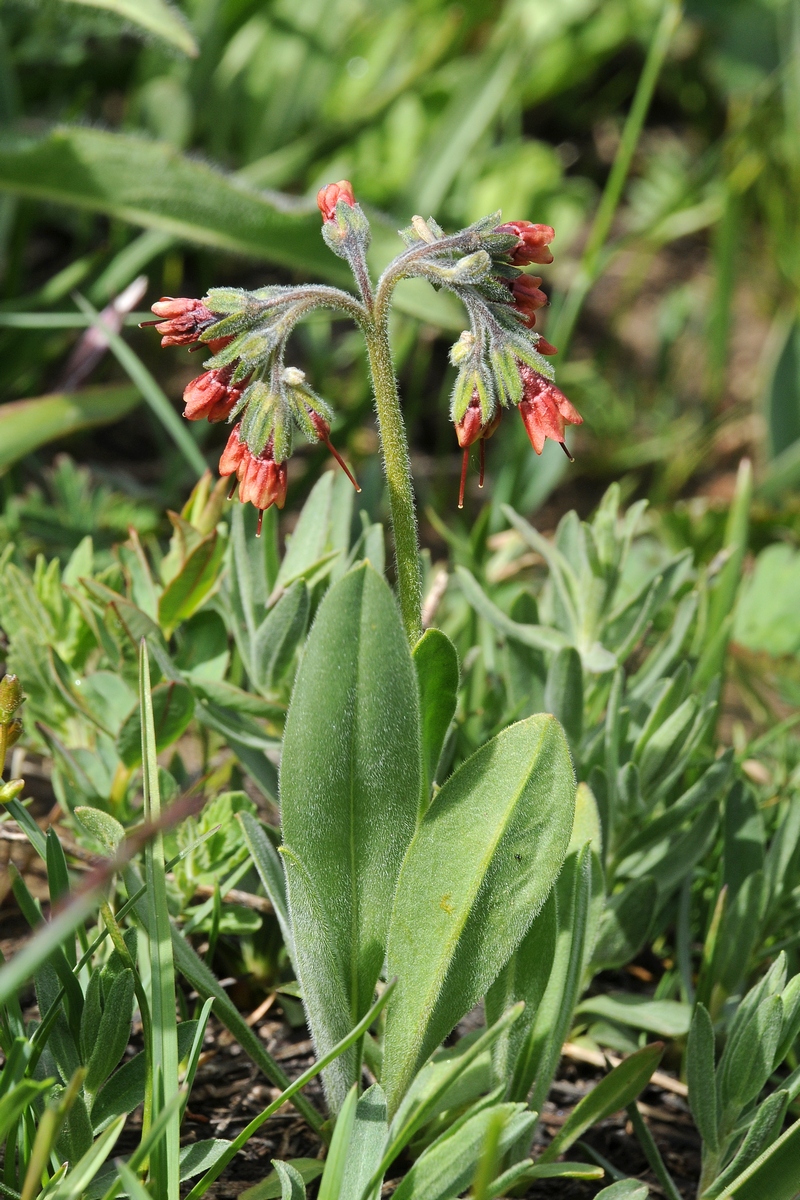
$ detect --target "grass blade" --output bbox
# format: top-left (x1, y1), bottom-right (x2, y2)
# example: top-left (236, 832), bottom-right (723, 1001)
top-left (139, 641), bottom-right (180, 1199)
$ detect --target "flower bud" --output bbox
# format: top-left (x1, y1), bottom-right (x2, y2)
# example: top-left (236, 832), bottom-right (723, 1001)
top-left (317, 180), bottom-right (356, 222)
top-left (0, 675), bottom-right (22, 722)
top-left (219, 425), bottom-right (249, 477)
top-left (318, 181), bottom-right (371, 261)
top-left (510, 275), bottom-right (548, 327)
top-left (183, 367), bottom-right (248, 422)
top-left (0, 778), bottom-right (24, 804)
top-left (146, 297), bottom-right (216, 347)
top-left (495, 221), bottom-right (555, 265)
top-left (3, 719), bottom-right (21, 751)
top-left (449, 331), bottom-right (476, 366)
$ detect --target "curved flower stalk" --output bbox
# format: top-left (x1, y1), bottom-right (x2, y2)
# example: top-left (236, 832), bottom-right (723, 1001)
top-left (147, 184), bottom-right (582, 643)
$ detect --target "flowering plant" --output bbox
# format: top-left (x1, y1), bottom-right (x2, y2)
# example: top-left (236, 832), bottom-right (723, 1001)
top-left (148, 183), bottom-right (582, 643)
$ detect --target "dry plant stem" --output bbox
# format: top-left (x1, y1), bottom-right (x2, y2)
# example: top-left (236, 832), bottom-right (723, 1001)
top-left (363, 317), bottom-right (423, 644)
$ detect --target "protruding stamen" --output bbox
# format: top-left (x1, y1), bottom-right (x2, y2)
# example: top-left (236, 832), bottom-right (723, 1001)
top-left (227, 479), bottom-right (238, 500)
top-left (559, 441), bottom-right (575, 462)
top-left (324, 438), bottom-right (361, 492)
top-left (479, 439), bottom-right (486, 488)
top-left (458, 448), bottom-right (469, 509)
top-left (138, 319), bottom-right (161, 328)
top-left (256, 510), bottom-right (264, 538)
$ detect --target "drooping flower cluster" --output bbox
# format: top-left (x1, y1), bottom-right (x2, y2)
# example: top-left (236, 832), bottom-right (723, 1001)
top-left (147, 181), bottom-right (581, 520)
top-left (145, 284), bottom-right (359, 530)
top-left (394, 212), bottom-right (582, 505)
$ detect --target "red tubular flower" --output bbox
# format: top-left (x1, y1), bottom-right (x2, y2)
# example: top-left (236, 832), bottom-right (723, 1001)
top-left (306, 409), bottom-right (361, 492)
top-left (510, 275), bottom-right (548, 328)
top-left (496, 221), bottom-right (555, 265)
top-left (219, 425), bottom-right (249, 477)
top-left (454, 392), bottom-right (502, 507)
top-left (536, 336), bottom-right (559, 355)
top-left (517, 365), bottom-right (582, 460)
top-left (219, 425), bottom-right (287, 534)
top-left (317, 180), bottom-right (356, 223)
top-left (183, 367), bottom-right (248, 422)
top-left (147, 297), bottom-right (216, 347)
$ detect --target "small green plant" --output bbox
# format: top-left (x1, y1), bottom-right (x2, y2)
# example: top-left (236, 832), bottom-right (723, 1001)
top-left (2, 183), bottom-right (800, 1200)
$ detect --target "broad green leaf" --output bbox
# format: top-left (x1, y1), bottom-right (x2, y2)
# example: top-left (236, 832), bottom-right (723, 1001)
top-left (575, 994), bottom-right (691, 1038)
top-left (252, 580), bottom-right (309, 693)
top-left (158, 531), bottom-right (226, 637)
top-left (723, 781), bottom-right (765, 896)
top-left (73, 807), bottom-right (126, 856)
top-left (720, 995), bottom-right (783, 1116)
top-left (391, 1103), bottom-right (535, 1200)
top-left (720, 1114), bottom-right (800, 1199)
top-left (514, 845), bottom-right (589, 1111)
top-left (59, 0), bottom-right (198, 57)
top-left (712, 870), bottom-right (765, 996)
top-left (116, 679), bottom-right (195, 768)
top-left (280, 563), bottom-right (421, 1112)
top-left (455, 566), bottom-right (570, 655)
top-left (0, 128), bottom-right (342, 281)
top-left (239, 1161), bottom-right (323, 1200)
top-left (734, 543), bottom-right (800, 658)
top-left (84, 970), bottom-right (134, 1095)
top-left (412, 627), bottom-right (459, 814)
top-left (271, 1161), bottom-right (307, 1200)
top-left (339, 1084), bottom-right (387, 1200)
top-left (238, 812), bottom-right (295, 970)
top-left (544, 646), bottom-right (583, 754)
top-left (91, 1021), bottom-right (198, 1132)
top-left (484, 889), bottom-right (557, 1089)
top-left (383, 714), bottom-right (575, 1115)
top-left (703, 1089), bottom-right (789, 1199)
top-left (180, 1140), bottom-right (233, 1180)
top-left (539, 1043), bottom-right (664, 1162)
top-left (591, 878), bottom-right (657, 972)
top-left (596, 1183), bottom-right (649, 1199)
top-left (518, 1162), bottom-right (605, 1181)
top-left (48, 1115), bottom-right (125, 1200)
top-left (275, 473), bottom-right (338, 588)
top-left (0, 385), bottom-right (139, 471)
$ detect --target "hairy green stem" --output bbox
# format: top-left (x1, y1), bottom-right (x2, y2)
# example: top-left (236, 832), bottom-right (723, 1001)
top-left (363, 319), bottom-right (423, 644)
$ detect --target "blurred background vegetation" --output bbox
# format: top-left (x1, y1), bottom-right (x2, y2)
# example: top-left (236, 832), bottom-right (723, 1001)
top-left (0, 0), bottom-right (799, 713)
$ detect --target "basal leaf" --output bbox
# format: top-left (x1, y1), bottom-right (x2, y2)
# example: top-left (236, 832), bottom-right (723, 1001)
top-left (280, 563), bottom-right (421, 1111)
top-left (382, 714), bottom-right (575, 1115)
top-left (575, 994), bottom-right (691, 1038)
top-left (539, 1042), bottom-right (664, 1162)
top-left (412, 627), bottom-right (459, 814)
top-left (116, 679), bottom-right (195, 768)
top-left (158, 531), bottom-right (226, 637)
